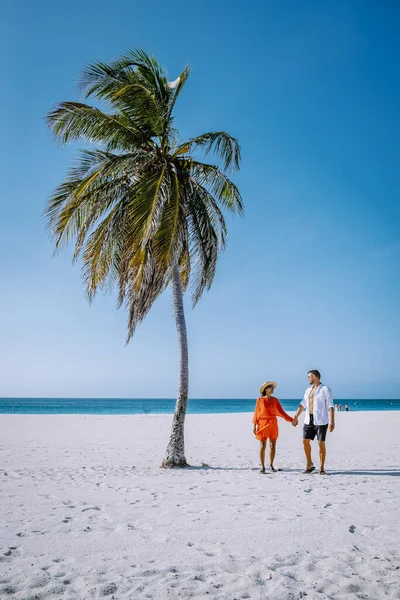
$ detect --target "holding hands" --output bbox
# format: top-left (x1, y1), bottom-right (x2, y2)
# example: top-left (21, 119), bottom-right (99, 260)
top-left (292, 417), bottom-right (298, 427)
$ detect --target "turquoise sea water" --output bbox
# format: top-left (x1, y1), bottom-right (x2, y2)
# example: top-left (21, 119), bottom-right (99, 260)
top-left (0, 398), bottom-right (399, 414)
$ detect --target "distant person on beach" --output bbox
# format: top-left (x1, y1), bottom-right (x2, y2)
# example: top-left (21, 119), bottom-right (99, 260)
top-left (253, 381), bottom-right (294, 474)
top-left (345, 404), bottom-right (349, 411)
top-left (292, 370), bottom-right (335, 475)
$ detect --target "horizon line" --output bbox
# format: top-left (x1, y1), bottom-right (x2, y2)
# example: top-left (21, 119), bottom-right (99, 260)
top-left (1, 397), bottom-right (398, 402)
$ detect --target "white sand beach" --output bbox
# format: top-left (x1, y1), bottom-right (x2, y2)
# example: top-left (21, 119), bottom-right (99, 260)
top-left (0, 412), bottom-right (399, 600)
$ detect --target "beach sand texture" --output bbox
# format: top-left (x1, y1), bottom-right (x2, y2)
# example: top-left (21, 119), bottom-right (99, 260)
top-left (0, 412), bottom-right (399, 599)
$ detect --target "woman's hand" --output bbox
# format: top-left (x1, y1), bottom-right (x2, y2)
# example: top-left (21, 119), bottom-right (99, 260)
top-left (253, 425), bottom-right (257, 435)
top-left (292, 417), bottom-right (298, 426)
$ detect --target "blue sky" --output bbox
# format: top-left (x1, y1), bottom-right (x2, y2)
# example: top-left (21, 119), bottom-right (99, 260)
top-left (1, 0), bottom-right (399, 399)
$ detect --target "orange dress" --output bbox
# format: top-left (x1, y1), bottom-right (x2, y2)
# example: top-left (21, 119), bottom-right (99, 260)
top-left (253, 396), bottom-right (293, 441)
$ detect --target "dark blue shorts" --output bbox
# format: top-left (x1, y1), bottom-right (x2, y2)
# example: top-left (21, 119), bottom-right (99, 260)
top-left (303, 415), bottom-right (328, 442)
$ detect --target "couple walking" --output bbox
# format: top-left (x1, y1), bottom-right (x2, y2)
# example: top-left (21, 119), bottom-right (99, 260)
top-left (253, 370), bottom-right (335, 475)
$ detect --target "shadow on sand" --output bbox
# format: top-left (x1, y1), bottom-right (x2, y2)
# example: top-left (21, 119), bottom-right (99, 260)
top-left (328, 469), bottom-right (400, 477)
top-left (185, 466), bottom-right (400, 476)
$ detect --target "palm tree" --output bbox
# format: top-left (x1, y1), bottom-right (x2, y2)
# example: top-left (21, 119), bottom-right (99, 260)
top-left (45, 49), bottom-right (243, 467)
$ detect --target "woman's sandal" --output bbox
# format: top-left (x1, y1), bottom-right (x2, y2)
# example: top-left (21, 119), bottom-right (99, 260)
top-left (320, 470), bottom-right (327, 475)
top-left (260, 467), bottom-right (266, 474)
top-left (269, 466), bottom-right (282, 473)
top-left (302, 466), bottom-right (316, 474)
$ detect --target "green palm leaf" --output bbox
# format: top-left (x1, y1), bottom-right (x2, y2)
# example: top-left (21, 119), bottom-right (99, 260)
top-left (188, 131), bottom-right (241, 171)
top-left (46, 102), bottom-right (147, 150)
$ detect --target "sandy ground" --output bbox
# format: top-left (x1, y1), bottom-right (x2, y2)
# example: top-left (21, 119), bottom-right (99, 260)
top-left (0, 411), bottom-right (399, 600)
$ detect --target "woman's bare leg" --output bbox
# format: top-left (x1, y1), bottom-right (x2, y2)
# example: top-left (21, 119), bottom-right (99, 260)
top-left (269, 439), bottom-right (277, 470)
top-left (259, 441), bottom-right (266, 470)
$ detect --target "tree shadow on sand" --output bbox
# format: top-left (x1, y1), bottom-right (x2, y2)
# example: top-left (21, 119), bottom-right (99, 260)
top-left (329, 469), bottom-right (400, 477)
top-left (185, 466), bottom-right (400, 476)
top-left (186, 465), bottom-right (250, 471)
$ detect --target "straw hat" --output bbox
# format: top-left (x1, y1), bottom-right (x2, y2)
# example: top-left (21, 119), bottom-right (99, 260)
top-left (260, 381), bottom-right (277, 395)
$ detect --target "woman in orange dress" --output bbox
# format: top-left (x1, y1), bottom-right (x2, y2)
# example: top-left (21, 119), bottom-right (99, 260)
top-left (253, 381), bottom-right (294, 473)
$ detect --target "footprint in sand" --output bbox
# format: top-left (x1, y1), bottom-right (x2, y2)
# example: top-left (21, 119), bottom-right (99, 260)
top-left (100, 582), bottom-right (118, 596)
top-left (2, 546), bottom-right (20, 561)
top-left (0, 584), bottom-right (17, 595)
top-left (349, 525), bottom-right (356, 533)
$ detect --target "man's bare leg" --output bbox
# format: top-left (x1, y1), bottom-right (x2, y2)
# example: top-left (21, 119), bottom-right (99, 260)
top-left (319, 441), bottom-right (326, 473)
top-left (259, 441), bottom-right (266, 471)
top-left (269, 439), bottom-right (277, 471)
top-left (303, 439), bottom-right (314, 470)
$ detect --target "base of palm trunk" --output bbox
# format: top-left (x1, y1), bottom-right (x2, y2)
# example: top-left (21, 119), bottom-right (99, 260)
top-left (160, 456), bottom-right (189, 468)
top-left (160, 442), bottom-right (188, 468)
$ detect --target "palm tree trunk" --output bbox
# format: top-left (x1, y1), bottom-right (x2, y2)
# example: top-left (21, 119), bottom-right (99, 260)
top-left (161, 264), bottom-right (189, 468)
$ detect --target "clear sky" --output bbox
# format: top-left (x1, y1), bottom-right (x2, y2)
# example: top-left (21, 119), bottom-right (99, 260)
top-left (1, 0), bottom-right (399, 399)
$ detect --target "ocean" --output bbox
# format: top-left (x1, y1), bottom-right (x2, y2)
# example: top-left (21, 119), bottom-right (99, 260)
top-left (0, 398), bottom-right (399, 414)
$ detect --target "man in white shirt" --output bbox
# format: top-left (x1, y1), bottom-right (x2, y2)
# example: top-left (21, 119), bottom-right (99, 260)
top-left (292, 370), bottom-right (335, 475)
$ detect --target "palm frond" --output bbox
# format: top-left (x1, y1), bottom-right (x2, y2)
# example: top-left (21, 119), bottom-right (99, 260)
top-left (190, 181), bottom-right (228, 249)
top-left (46, 102), bottom-right (147, 149)
top-left (118, 245), bottom-right (171, 341)
top-left (78, 57), bottom-right (136, 99)
top-left (152, 167), bottom-right (184, 267)
top-left (71, 178), bottom-right (135, 261)
top-left (181, 159), bottom-right (244, 215)
top-left (188, 131), bottom-right (241, 171)
top-left (178, 237), bottom-right (191, 292)
top-left (79, 49), bottom-right (173, 138)
top-left (167, 66), bottom-right (191, 118)
top-left (124, 167), bottom-right (170, 246)
top-left (184, 185), bottom-right (220, 305)
top-left (45, 150), bottom-right (146, 247)
top-left (81, 203), bottom-right (125, 299)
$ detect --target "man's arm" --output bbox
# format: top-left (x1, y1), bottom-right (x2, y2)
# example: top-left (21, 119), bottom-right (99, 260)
top-left (329, 406), bottom-right (335, 432)
top-left (292, 404), bottom-right (304, 426)
top-left (326, 387), bottom-right (335, 432)
top-left (293, 392), bottom-right (307, 426)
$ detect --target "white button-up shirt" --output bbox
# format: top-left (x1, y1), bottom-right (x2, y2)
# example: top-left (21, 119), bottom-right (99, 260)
top-left (301, 384), bottom-right (334, 426)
